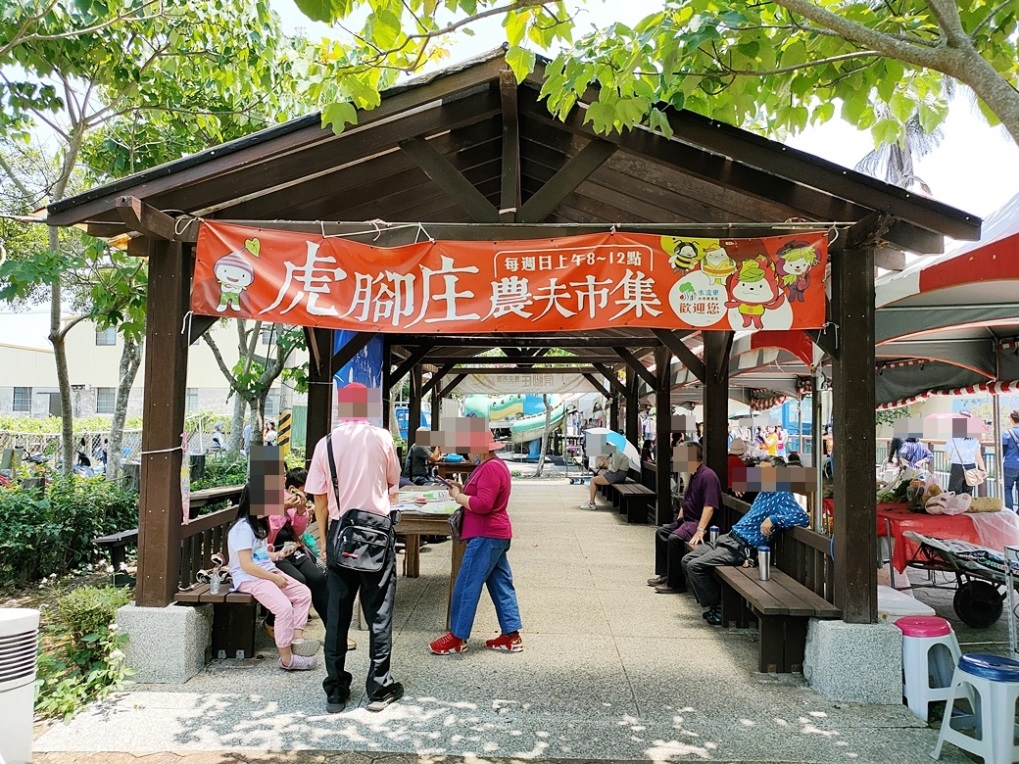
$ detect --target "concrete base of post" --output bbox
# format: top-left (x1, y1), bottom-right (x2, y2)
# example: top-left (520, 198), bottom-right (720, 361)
top-left (803, 619), bottom-right (902, 704)
top-left (116, 603), bottom-right (211, 684)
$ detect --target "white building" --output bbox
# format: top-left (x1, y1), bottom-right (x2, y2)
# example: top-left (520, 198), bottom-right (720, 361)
top-left (0, 316), bottom-right (306, 419)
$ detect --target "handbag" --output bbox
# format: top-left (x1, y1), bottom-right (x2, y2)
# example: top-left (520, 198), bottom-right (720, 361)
top-left (951, 441), bottom-right (987, 487)
top-left (326, 437), bottom-right (394, 573)
top-left (448, 506), bottom-right (465, 542)
top-left (964, 468), bottom-right (987, 487)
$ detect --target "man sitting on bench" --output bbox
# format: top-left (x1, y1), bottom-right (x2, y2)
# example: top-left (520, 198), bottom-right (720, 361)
top-left (580, 443), bottom-right (629, 510)
top-left (682, 457), bottom-right (809, 625)
top-left (648, 442), bottom-right (720, 594)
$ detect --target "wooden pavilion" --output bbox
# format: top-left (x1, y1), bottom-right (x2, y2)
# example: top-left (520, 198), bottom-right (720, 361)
top-left (47, 49), bottom-right (980, 628)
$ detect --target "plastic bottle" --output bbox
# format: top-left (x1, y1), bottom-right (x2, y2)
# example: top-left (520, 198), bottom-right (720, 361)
top-left (209, 570), bottom-right (222, 595)
top-left (757, 547), bottom-right (771, 581)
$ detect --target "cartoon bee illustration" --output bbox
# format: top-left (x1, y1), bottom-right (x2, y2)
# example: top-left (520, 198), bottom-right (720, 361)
top-left (661, 236), bottom-right (704, 272)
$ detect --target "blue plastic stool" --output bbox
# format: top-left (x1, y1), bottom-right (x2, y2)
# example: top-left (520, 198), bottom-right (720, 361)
top-left (933, 653), bottom-right (1019, 763)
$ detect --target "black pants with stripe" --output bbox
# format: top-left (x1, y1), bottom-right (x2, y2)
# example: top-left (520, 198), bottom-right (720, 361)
top-left (322, 521), bottom-right (399, 703)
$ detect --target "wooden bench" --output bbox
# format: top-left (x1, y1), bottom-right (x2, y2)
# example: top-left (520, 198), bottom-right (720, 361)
top-left (715, 565), bottom-right (840, 673)
top-left (93, 528), bottom-right (139, 587)
top-left (610, 483), bottom-right (654, 524)
top-left (167, 486), bottom-right (258, 660)
top-left (175, 581), bottom-right (258, 660)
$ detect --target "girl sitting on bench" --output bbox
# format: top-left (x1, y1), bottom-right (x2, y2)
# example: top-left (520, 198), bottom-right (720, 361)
top-left (228, 484), bottom-right (320, 671)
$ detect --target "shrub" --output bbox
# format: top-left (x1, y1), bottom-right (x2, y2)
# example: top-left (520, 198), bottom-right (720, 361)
top-left (0, 476), bottom-right (138, 589)
top-left (191, 456), bottom-right (247, 491)
top-left (55, 586), bottom-right (133, 648)
top-left (35, 586), bottom-right (134, 721)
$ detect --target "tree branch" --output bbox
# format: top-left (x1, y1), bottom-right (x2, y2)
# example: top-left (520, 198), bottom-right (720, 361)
top-left (0, 0), bottom-right (164, 59)
top-left (204, 333), bottom-right (240, 390)
top-left (772, 0), bottom-right (964, 72)
top-left (924, 0), bottom-right (967, 45)
top-left (971, 0), bottom-right (1013, 39)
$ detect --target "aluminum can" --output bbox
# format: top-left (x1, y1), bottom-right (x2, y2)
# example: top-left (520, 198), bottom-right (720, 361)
top-left (709, 526), bottom-right (719, 544)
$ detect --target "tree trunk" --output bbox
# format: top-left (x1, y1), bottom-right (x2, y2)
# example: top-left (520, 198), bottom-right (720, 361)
top-left (227, 396), bottom-right (245, 453)
top-left (47, 227), bottom-right (75, 475)
top-left (251, 396), bottom-right (266, 445)
top-left (107, 335), bottom-right (143, 482)
top-left (534, 394), bottom-right (553, 477)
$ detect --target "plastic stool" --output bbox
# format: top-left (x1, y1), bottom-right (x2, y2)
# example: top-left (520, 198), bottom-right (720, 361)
top-left (932, 653), bottom-right (1019, 763)
top-left (894, 615), bottom-right (961, 722)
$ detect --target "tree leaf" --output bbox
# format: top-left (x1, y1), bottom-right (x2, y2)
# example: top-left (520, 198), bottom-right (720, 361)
top-left (504, 45), bottom-right (535, 83)
top-left (321, 101), bottom-right (358, 134)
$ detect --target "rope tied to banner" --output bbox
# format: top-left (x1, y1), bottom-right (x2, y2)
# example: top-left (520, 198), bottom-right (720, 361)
top-left (820, 321), bottom-right (840, 351)
top-left (180, 310), bottom-right (194, 342)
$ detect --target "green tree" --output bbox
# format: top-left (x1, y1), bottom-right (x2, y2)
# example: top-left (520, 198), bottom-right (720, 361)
top-left (293, 1), bottom-right (1019, 148)
top-left (1, 0), bottom-right (306, 471)
top-left (204, 321), bottom-right (304, 451)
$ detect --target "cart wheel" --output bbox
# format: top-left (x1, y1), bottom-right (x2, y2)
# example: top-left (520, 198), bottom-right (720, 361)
top-left (953, 581), bottom-right (1004, 628)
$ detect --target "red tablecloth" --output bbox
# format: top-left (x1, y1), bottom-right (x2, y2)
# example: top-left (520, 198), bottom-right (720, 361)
top-left (876, 503), bottom-right (1019, 573)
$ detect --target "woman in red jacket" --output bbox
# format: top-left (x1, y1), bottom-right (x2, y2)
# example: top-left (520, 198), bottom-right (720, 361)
top-left (429, 431), bottom-right (522, 655)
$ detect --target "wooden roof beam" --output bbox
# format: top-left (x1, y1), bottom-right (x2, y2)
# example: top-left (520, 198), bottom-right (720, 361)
top-left (420, 355), bottom-right (624, 364)
top-left (592, 362), bottom-right (628, 396)
top-left (450, 366), bottom-right (600, 375)
top-left (439, 373), bottom-right (467, 397)
top-left (48, 54), bottom-right (509, 227)
top-left (499, 68), bottom-right (521, 222)
top-left (613, 347), bottom-right (657, 388)
top-left (421, 363), bottom-right (455, 395)
top-left (399, 137), bottom-right (500, 222)
top-left (517, 138), bottom-right (616, 223)
top-left (517, 99), bottom-right (948, 254)
top-left (652, 329), bottom-right (705, 383)
top-left (390, 343), bottom-right (435, 385)
top-left (115, 196), bottom-right (178, 241)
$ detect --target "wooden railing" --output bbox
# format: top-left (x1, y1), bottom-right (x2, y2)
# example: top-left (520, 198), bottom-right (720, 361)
top-left (178, 485), bottom-right (244, 590)
top-left (721, 495), bottom-right (835, 605)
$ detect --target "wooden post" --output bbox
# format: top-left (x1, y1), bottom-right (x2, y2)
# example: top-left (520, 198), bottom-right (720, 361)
top-left (382, 336), bottom-right (393, 431)
top-left (625, 374), bottom-right (640, 449)
top-left (136, 240), bottom-right (189, 607)
top-left (831, 247), bottom-right (877, 623)
top-left (610, 392), bottom-right (619, 433)
top-left (305, 329), bottom-right (333, 467)
top-left (654, 345), bottom-right (672, 525)
top-left (408, 365), bottom-right (423, 450)
top-left (431, 385), bottom-right (441, 431)
top-left (702, 332), bottom-right (732, 489)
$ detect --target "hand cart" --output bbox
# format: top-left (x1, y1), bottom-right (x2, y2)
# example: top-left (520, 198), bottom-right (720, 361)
top-left (901, 531), bottom-right (1018, 628)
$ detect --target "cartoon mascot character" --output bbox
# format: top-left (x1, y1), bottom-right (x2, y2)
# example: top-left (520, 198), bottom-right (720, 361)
top-left (700, 241), bottom-right (736, 285)
top-left (724, 256), bottom-right (785, 329)
top-left (661, 236), bottom-right (704, 272)
top-left (775, 240), bottom-right (821, 303)
top-left (213, 238), bottom-right (260, 312)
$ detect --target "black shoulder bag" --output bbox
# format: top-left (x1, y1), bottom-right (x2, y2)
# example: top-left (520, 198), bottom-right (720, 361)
top-left (327, 437), bottom-right (395, 573)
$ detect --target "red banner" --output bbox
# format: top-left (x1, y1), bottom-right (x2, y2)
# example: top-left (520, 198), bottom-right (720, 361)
top-left (192, 223), bottom-right (828, 333)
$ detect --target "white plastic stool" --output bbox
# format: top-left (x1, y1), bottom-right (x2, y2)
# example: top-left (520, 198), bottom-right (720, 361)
top-left (894, 615), bottom-right (960, 722)
top-left (933, 653), bottom-right (1019, 763)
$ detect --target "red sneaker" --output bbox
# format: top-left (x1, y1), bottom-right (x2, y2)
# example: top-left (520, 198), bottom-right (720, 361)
top-left (429, 632), bottom-right (468, 655)
top-left (485, 632), bottom-right (523, 653)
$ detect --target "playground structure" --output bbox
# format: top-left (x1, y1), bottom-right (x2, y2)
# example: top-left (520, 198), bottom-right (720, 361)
top-left (462, 393), bottom-right (569, 458)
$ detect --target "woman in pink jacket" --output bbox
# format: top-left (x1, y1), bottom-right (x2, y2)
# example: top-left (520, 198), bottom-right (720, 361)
top-left (429, 432), bottom-right (523, 655)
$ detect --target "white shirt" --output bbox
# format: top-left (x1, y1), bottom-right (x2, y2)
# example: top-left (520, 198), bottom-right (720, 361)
top-left (227, 520), bottom-right (278, 589)
top-left (944, 438), bottom-right (981, 465)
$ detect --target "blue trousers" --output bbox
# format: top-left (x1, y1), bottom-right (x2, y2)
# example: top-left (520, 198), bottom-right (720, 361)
top-left (450, 536), bottom-right (522, 640)
top-left (1005, 467), bottom-right (1019, 510)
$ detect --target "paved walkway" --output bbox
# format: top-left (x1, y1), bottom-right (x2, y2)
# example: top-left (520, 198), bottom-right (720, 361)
top-left (36, 480), bottom-right (972, 763)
